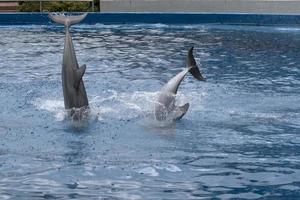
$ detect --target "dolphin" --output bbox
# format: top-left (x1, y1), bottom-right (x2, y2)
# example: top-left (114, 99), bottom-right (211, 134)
top-left (155, 47), bottom-right (205, 121)
top-left (49, 13), bottom-right (89, 110)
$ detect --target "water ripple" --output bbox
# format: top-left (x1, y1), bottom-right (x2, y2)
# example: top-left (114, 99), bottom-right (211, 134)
top-left (0, 24), bottom-right (299, 199)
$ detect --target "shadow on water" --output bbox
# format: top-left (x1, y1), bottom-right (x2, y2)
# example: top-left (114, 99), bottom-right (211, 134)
top-left (64, 140), bottom-right (87, 166)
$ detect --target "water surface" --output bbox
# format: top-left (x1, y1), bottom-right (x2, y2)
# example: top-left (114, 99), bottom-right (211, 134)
top-left (0, 23), bottom-right (299, 199)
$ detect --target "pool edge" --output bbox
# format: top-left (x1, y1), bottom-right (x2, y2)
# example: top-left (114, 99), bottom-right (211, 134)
top-left (1, 12), bottom-right (300, 26)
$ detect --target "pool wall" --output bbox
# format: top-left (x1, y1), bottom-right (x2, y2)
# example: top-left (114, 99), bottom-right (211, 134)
top-left (1, 12), bottom-right (300, 25)
top-left (100, 0), bottom-right (300, 14)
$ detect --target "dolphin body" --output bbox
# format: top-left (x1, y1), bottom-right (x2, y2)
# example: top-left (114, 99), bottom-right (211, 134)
top-left (49, 13), bottom-right (89, 110)
top-left (155, 47), bottom-right (205, 121)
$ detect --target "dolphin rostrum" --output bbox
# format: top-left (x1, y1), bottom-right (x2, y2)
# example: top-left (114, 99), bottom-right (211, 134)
top-left (155, 47), bottom-right (205, 121)
top-left (49, 13), bottom-right (89, 110)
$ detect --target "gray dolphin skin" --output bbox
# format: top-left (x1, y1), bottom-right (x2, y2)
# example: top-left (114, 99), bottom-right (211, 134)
top-left (49, 13), bottom-right (89, 110)
top-left (155, 47), bottom-right (205, 121)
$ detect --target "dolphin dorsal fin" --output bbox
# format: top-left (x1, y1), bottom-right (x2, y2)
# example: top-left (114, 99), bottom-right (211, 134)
top-left (74, 64), bottom-right (86, 89)
top-left (174, 103), bottom-right (190, 120)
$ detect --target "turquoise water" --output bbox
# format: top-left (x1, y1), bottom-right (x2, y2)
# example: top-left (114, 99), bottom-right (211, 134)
top-left (0, 24), bottom-right (300, 199)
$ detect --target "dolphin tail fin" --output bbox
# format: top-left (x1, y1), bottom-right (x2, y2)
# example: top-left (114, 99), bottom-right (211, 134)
top-left (187, 46), bottom-right (206, 81)
top-left (48, 13), bottom-right (87, 27)
top-left (174, 103), bottom-right (190, 120)
top-left (74, 64), bottom-right (86, 89)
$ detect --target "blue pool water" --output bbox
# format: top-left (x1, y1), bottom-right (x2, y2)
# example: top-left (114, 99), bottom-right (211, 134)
top-left (0, 23), bottom-right (300, 199)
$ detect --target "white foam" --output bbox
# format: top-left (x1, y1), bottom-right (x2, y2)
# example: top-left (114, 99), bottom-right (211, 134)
top-left (154, 164), bottom-right (182, 172)
top-left (137, 167), bottom-right (159, 177)
top-left (89, 90), bottom-right (158, 120)
top-left (275, 27), bottom-right (300, 32)
top-left (32, 98), bottom-right (65, 121)
top-left (31, 88), bottom-right (205, 122)
top-left (192, 168), bottom-right (214, 172)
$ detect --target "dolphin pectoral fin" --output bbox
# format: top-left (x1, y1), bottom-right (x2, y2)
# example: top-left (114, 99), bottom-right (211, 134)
top-left (74, 64), bottom-right (86, 89)
top-left (174, 103), bottom-right (190, 120)
top-left (187, 47), bottom-right (206, 81)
